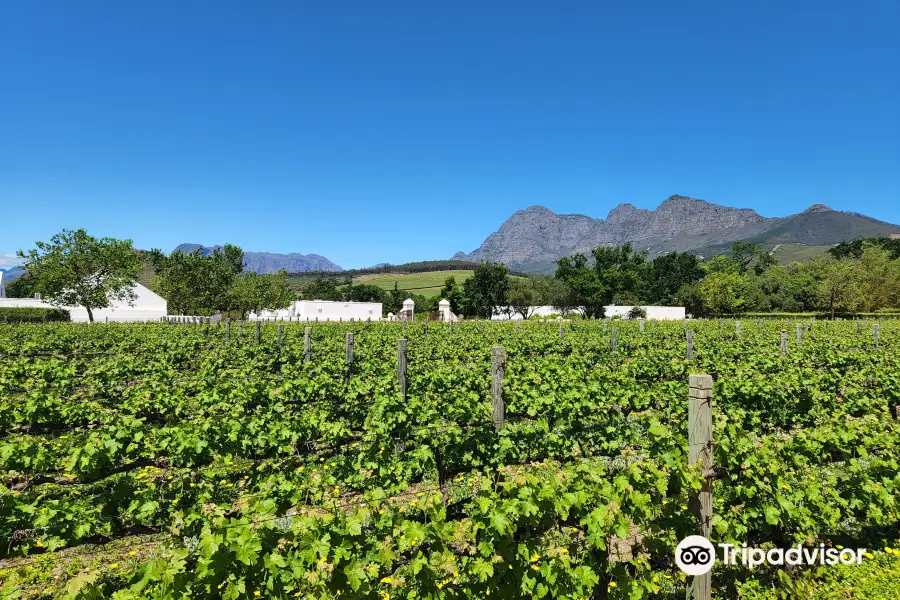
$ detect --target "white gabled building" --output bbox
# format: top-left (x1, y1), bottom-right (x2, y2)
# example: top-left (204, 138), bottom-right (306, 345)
top-left (490, 304), bottom-right (686, 320)
top-left (250, 300), bottom-right (382, 322)
top-left (0, 282), bottom-right (168, 322)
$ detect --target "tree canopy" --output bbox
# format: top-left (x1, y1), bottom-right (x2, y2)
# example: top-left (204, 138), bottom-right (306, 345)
top-left (17, 228), bottom-right (142, 322)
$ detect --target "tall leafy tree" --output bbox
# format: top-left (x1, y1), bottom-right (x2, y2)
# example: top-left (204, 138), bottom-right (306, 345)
top-left (817, 258), bottom-right (862, 318)
top-left (698, 271), bottom-right (752, 316)
top-left (229, 271), bottom-right (294, 319)
top-left (730, 241), bottom-right (776, 275)
top-left (302, 278), bottom-right (344, 301)
top-left (555, 243), bottom-right (647, 318)
top-left (641, 252), bottom-right (704, 305)
top-left (438, 276), bottom-right (465, 314)
top-left (149, 245), bottom-right (242, 315)
top-left (506, 278), bottom-right (538, 319)
top-left (554, 253), bottom-right (606, 318)
top-left (343, 283), bottom-right (387, 303)
top-left (17, 228), bottom-right (141, 322)
top-left (461, 262), bottom-right (509, 318)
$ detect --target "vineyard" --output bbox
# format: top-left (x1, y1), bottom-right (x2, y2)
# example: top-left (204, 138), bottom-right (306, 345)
top-left (1, 319), bottom-right (899, 599)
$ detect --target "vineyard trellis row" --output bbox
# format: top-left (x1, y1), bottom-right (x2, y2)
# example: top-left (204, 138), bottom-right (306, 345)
top-left (0, 319), bottom-right (898, 599)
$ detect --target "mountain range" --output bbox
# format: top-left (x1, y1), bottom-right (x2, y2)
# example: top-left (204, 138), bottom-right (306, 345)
top-left (453, 195), bottom-right (900, 273)
top-left (173, 244), bottom-right (343, 273)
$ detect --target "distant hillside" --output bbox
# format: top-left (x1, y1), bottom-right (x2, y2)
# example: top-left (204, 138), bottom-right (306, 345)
top-left (0, 267), bottom-right (26, 283)
top-left (173, 244), bottom-right (343, 273)
top-left (455, 196), bottom-right (900, 273)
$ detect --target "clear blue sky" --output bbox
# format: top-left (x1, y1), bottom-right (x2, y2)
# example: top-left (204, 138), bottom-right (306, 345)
top-left (2, 1), bottom-right (898, 270)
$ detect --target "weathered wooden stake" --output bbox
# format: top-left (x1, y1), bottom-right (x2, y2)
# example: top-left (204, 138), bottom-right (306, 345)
top-left (796, 324), bottom-right (802, 346)
top-left (857, 320), bottom-right (862, 335)
top-left (780, 330), bottom-right (788, 357)
top-left (424, 316), bottom-right (428, 334)
top-left (491, 346), bottom-right (506, 432)
top-left (736, 321), bottom-right (741, 336)
top-left (255, 320), bottom-right (261, 345)
top-left (611, 326), bottom-right (618, 351)
top-left (238, 320), bottom-right (243, 339)
top-left (344, 333), bottom-right (354, 384)
top-left (397, 338), bottom-right (408, 403)
top-left (688, 374), bottom-right (714, 600)
top-left (303, 327), bottom-right (312, 362)
top-left (639, 318), bottom-right (644, 333)
top-left (277, 323), bottom-right (284, 348)
top-left (559, 323), bottom-right (564, 339)
top-left (225, 319), bottom-right (231, 343)
top-left (874, 323), bottom-right (881, 349)
top-left (686, 330), bottom-right (694, 359)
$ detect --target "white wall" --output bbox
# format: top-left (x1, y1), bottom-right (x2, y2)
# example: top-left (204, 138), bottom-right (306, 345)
top-left (250, 300), bottom-right (382, 322)
top-left (0, 283), bottom-right (168, 322)
top-left (604, 305), bottom-right (685, 320)
top-left (490, 306), bottom-right (567, 320)
top-left (490, 305), bottom-right (685, 321)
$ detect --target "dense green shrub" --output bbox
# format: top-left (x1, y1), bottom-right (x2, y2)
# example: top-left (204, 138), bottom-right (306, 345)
top-left (0, 307), bottom-right (70, 323)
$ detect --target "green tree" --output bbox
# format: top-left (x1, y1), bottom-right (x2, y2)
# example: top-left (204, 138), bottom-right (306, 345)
top-left (698, 271), bottom-right (752, 316)
top-left (229, 271), bottom-right (294, 319)
top-left (343, 283), bottom-right (387, 303)
top-left (641, 252), bottom-right (704, 305)
top-left (4, 272), bottom-right (37, 298)
top-left (438, 276), bottom-right (465, 314)
top-left (149, 245), bottom-right (242, 315)
top-left (828, 237), bottom-right (900, 260)
top-left (507, 278), bottom-right (538, 319)
top-left (301, 279), bottom-right (344, 301)
top-left (856, 245), bottom-right (900, 312)
top-left (816, 258), bottom-right (862, 318)
top-left (461, 262), bottom-right (509, 318)
top-left (554, 253), bottom-right (606, 318)
top-left (555, 243), bottom-right (647, 318)
top-left (17, 228), bottom-right (141, 322)
top-left (731, 241), bottom-right (775, 275)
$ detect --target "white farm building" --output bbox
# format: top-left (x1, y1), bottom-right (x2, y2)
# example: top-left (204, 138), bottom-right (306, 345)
top-left (490, 305), bottom-right (685, 320)
top-left (249, 300), bottom-right (383, 322)
top-left (0, 282), bottom-right (168, 322)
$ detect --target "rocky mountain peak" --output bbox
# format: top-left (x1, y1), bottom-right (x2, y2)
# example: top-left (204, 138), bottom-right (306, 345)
top-left (802, 203), bottom-right (833, 214)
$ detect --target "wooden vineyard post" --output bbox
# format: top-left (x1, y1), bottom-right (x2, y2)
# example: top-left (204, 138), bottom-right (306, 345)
top-left (603, 319), bottom-right (608, 334)
top-left (424, 316), bottom-right (429, 334)
top-left (344, 333), bottom-right (354, 384)
top-left (611, 326), bottom-right (618, 351)
top-left (304, 327), bottom-right (312, 362)
top-left (686, 330), bottom-right (694, 359)
top-left (736, 321), bottom-right (741, 336)
top-left (757, 319), bottom-right (763, 331)
top-left (491, 346), bottom-right (506, 432)
top-left (559, 323), bottom-right (564, 339)
top-left (450, 319), bottom-right (454, 333)
top-left (796, 324), bottom-right (802, 346)
top-left (780, 330), bottom-right (788, 357)
top-left (639, 318), bottom-right (644, 333)
top-left (277, 324), bottom-right (284, 349)
top-left (238, 320), bottom-right (243, 340)
top-left (516, 320), bottom-right (520, 332)
top-left (397, 338), bottom-right (408, 403)
top-left (857, 320), bottom-right (862, 335)
top-left (875, 323), bottom-right (881, 350)
top-left (688, 374), bottom-right (714, 600)
top-left (225, 319), bottom-right (231, 344)
top-left (255, 320), bottom-right (261, 345)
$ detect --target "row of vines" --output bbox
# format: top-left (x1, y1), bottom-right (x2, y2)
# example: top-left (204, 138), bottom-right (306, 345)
top-left (1, 319), bottom-right (898, 598)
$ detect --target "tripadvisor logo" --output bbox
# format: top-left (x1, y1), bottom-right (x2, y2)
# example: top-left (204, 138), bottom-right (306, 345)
top-left (675, 536), bottom-right (869, 574)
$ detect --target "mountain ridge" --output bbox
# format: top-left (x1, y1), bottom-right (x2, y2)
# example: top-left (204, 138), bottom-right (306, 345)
top-left (173, 244), bottom-right (343, 273)
top-left (454, 195), bottom-right (900, 272)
